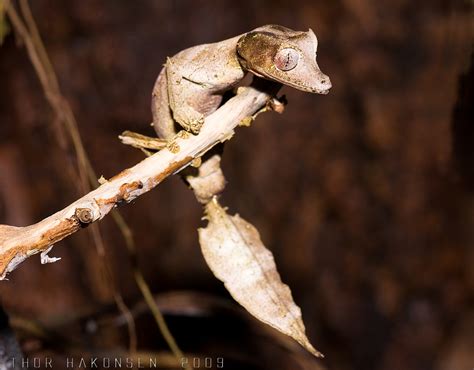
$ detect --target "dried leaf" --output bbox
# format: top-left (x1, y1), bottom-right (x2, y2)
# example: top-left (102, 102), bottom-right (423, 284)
top-left (198, 198), bottom-right (323, 357)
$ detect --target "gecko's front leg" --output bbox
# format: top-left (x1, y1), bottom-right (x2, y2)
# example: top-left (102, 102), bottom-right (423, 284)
top-left (166, 58), bottom-right (206, 135)
top-left (171, 105), bottom-right (205, 135)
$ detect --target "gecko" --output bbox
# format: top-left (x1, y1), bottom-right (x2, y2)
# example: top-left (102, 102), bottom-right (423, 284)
top-left (151, 24), bottom-right (331, 140)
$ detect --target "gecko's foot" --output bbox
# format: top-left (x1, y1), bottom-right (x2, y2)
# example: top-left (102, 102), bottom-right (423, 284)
top-left (187, 118), bottom-right (205, 134)
top-left (173, 106), bottom-right (205, 135)
top-left (165, 130), bottom-right (202, 167)
top-left (119, 130), bottom-right (167, 153)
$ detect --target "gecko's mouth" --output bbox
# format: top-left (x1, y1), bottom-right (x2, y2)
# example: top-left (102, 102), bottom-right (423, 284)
top-left (284, 79), bottom-right (331, 95)
top-left (268, 72), bottom-right (332, 95)
top-left (313, 87), bottom-right (331, 95)
top-left (255, 67), bottom-right (332, 95)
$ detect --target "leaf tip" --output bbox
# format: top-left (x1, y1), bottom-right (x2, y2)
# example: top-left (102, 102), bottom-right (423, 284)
top-left (296, 336), bottom-right (324, 358)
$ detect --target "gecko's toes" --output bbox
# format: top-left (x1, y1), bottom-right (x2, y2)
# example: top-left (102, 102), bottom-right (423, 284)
top-left (174, 107), bottom-right (205, 134)
top-left (189, 116), bottom-right (205, 134)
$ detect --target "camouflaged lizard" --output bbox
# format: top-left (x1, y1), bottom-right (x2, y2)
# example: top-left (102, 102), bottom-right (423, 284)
top-left (151, 24), bottom-right (331, 140)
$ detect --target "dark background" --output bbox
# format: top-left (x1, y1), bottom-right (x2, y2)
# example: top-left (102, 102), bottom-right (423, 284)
top-left (0, 1), bottom-right (472, 370)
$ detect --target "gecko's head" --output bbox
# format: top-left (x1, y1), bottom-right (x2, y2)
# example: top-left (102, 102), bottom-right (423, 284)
top-left (237, 25), bottom-right (331, 94)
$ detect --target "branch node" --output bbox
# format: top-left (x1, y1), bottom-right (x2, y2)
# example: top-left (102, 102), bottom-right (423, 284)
top-left (75, 207), bottom-right (94, 225)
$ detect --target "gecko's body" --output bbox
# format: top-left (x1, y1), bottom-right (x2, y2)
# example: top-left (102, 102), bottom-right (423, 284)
top-left (152, 25), bottom-right (331, 139)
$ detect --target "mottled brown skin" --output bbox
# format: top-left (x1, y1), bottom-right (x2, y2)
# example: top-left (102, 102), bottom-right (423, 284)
top-left (152, 25), bottom-right (331, 139)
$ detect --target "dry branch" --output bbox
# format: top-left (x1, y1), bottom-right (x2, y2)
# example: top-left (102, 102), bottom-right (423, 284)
top-left (0, 84), bottom-right (277, 280)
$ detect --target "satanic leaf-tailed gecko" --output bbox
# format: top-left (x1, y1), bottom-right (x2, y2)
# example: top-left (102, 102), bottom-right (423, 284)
top-left (151, 24), bottom-right (331, 139)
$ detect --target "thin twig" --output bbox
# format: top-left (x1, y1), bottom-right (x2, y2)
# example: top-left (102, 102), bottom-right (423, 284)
top-left (113, 293), bottom-right (137, 355)
top-left (111, 211), bottom-right (182, 359)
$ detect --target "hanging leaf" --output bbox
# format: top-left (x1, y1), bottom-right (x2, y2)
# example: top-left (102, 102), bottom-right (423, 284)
top-left (198, 198), bottom-right (323, 357)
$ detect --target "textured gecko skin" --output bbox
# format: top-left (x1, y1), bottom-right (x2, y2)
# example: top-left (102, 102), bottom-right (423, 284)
top-left (151, 25), bottom-right (331, 139)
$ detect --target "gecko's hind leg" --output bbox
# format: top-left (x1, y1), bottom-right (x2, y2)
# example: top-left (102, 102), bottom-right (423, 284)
top-left (119, 130), bottom-right (168, 153)
top-left (119, 129), bottom-right (202, 168)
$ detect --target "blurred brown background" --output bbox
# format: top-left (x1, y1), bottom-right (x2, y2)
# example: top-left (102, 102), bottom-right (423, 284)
top-left (0, 1), bottom-right (473, 369)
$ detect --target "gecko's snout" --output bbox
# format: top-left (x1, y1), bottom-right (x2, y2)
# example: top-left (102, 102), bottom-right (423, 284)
top-left (311, 74), bottom-right (332, 94)
top-left (320, 77), bottom-right (332, 89)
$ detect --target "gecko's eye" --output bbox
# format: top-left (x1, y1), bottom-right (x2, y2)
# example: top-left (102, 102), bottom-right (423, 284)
top-left (274, 48), bottom-right (299, 71)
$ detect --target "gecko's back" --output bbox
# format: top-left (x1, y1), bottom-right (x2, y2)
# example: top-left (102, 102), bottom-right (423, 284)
top-left (152, 34), bottom-right (245, 139)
